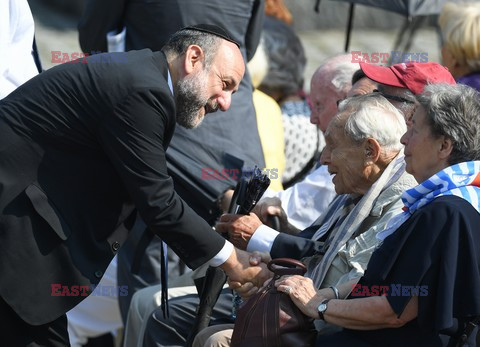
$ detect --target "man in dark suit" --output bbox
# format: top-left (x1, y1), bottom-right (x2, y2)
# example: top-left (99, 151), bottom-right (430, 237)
top-left (0, 25), bottom-right (268, 346)
top-left (78, 0), bottom-right (265, 223)
top-left (78, 2), bottom-right (266, 328)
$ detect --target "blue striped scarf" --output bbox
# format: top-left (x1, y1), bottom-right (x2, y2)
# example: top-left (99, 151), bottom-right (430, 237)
top-left (377, 161), bottom-right (480, 241)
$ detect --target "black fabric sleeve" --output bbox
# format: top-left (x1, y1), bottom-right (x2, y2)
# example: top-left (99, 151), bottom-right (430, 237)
top-left (78, 0), bottom-right (128, 53)
top-left (97, 89), bottom-right (226, 269)
top-left (244, 0), bottom-right (265, 61)
top-left (270, 232), bottom-right (324, 260)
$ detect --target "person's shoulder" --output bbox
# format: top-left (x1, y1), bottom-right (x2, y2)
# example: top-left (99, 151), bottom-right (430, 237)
top-left (424, 195), bottom-right (476, 211)
top-left (417, 195), bottom-right (480, 223)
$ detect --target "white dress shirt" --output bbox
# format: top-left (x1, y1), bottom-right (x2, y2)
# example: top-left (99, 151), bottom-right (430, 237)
top-left (0, 0), bottom-right (39, 99)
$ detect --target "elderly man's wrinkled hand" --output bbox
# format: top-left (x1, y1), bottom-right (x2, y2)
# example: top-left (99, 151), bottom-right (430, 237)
top-left (215, 213), bottom-right (263, 250)
top-left (248, 251), bottom-right (272, 266)
top-left (228, 251), bottom-right (273, 299)
top-left (275, 275), bottom-right (325, 319)
top-left (252, 197), bottom-right (289, 231)
top-left (222, 248), bottom-right (272, 289)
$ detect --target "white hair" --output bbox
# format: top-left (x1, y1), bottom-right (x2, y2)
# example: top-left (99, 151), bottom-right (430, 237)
top-left (338, 93), bottom-right (407, 152)
top-left (314, 54), bottom-right (359, 94)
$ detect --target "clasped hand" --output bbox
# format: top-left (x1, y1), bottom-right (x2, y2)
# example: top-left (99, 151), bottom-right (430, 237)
top-left (215, 197), bottom-right (289, 250)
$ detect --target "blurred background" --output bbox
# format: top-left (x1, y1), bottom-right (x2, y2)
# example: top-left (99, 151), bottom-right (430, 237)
top-left (28, 0), bottom-right (442, 92)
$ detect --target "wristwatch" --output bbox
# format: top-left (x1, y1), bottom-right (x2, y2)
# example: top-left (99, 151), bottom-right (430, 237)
top-left (317, 299), bottom-right (331, 320)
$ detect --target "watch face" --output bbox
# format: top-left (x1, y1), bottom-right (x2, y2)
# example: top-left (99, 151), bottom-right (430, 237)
top-left (318, 303), bottom-right (327, 312)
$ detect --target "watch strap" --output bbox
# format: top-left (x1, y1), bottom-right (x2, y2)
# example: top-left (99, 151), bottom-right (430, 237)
top-left (318, 299), bottom-right (331, 320)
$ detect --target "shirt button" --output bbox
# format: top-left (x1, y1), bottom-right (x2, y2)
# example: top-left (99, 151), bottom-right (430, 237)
top-left (112, 241), bottom-right (120, 252)
top-left (94, 270), bottom-right (103, 278)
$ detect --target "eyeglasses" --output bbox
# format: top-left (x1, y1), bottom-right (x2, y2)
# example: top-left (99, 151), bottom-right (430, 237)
top-left (373, 89), bottom-right (415, 104)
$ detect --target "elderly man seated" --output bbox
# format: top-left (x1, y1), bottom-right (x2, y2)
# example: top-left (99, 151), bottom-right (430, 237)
top-left (182, 93), bottom-right (418, 347)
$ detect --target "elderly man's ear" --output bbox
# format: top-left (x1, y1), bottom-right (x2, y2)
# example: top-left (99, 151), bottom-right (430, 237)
top-left (184, 44), bottom-right (205, 74)
top-left (364, 138), bottom-right (381, 165)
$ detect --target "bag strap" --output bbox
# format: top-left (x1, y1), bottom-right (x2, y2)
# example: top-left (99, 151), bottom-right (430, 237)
top-left (268, 258), bottom-right (307, 277)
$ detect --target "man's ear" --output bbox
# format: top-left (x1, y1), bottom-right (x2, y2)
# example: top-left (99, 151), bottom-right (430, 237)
top-left (364, 138), bottom-right (381, 165)
top-left (184, 45), bottom-right (205, 75)
top-left (438, 136), bottom-right (453, 160)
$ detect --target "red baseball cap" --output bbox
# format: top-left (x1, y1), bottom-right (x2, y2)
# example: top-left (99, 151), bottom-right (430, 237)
top-left (360, 62), bottom-right (456, 95)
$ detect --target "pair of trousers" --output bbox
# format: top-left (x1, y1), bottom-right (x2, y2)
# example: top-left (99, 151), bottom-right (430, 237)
top-left (142, 289), bottom-right (234, 346)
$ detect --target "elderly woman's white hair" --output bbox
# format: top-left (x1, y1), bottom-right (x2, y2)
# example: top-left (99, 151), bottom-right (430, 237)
top-left (337, 93), bottom-right (407, 152)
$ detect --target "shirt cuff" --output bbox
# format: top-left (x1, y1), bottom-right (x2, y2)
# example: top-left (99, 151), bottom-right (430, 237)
top-left (246, 225), bottom-right (279, 254)
top-left (208, 240), bottom-right (234, 267)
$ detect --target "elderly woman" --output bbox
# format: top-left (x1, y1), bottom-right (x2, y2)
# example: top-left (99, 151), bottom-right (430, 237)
top-left (439, 2), bottom-right (480, 91)
top-left (276, 83), bottom-right (480, 346)
top-left (192, 93), bottom-right (417, 346)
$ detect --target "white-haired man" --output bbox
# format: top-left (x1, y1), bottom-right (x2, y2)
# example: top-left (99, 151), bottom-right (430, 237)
top-left (194, 92), bottom-right (418, 346)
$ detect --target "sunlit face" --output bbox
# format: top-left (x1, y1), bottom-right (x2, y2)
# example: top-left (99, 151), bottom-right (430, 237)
top-left (309, 76), bottom-right (342, 133)
top-left (320, 115), bottom-right (370, 195)
top-left (400, 106), bottom-right (446, 183)
top-left (176, 41), bottom-right (244, 129)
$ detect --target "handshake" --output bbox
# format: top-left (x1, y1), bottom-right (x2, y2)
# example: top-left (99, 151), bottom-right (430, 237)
top-left (217, 196), bottom-right (298, 297)
top-left (223, 249), bottom-right (274, 299)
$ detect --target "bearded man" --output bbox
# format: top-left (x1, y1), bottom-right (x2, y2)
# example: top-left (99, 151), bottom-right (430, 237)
top-left (0, 24), bottom-right (269, 346)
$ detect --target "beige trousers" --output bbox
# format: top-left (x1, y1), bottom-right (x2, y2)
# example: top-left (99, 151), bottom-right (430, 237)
top-left (192, 324), bottom-right (234, 347)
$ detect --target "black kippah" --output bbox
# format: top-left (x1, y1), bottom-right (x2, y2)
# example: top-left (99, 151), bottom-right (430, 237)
top-left (183, 24), bottom-right (240, 48)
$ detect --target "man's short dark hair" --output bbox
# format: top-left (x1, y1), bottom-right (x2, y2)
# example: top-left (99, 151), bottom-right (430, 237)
top-left (351, 69), bottom-right (367, 85)
top-left (162, 28), bottom-right (222, 69)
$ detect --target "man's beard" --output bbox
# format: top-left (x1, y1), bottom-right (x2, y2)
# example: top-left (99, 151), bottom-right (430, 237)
top-left (175, 70), bottom-right (218, 129)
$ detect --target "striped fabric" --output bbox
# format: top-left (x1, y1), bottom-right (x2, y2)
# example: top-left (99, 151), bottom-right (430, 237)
top-left (309, 152), bottom-right (407, 288)
top-left (309, 194), bottom-right (359, 242)
top-left (377, 161), bottom-right (480, 241)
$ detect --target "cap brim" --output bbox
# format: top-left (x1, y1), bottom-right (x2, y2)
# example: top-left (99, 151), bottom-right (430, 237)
top-left (360, 62), bottom-right (407, 89)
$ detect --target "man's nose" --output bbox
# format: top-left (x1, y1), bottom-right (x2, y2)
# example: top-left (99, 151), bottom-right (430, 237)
top-left (320, 148), bottom-right (330, 165)
top-left (217, 91), bottom-right (232, 111)
top-left (400, 128), bottom-right (410, 146)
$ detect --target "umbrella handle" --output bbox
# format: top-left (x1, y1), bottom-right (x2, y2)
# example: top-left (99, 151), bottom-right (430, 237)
top-left (267, 215), bottom-right (281, 231)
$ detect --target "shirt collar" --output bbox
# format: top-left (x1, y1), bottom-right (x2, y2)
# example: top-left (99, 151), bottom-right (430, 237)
top-left (167, 70), bottom-right (174, 96)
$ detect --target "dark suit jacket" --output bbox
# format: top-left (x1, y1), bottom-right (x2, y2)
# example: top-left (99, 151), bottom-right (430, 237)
top-left (270, 225), bottom-right (325, 260)
top-left (0, 50), bottom-right (226, 325)
top-left (78, 0), bottom-right (266, 222)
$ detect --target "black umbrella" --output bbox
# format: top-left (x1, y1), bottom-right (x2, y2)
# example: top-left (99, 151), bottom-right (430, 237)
top-left (315, 0), bottom-right (451, 52)
top-left (185, 168), bottom-right (272, 346)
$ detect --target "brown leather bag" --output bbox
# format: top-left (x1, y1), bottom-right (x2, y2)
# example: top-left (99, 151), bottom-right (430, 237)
top-left (231, 258), bottom-right (317, 347)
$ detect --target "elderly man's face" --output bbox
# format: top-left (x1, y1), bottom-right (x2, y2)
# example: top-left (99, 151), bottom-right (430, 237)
top-left (320, 114), bottom-right (371, 195)
top-left (309, 76), bottom-right (342, 133)
top-left (176, 41), bottom-right (244, 129)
